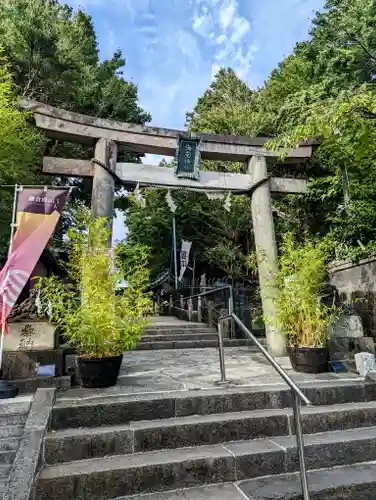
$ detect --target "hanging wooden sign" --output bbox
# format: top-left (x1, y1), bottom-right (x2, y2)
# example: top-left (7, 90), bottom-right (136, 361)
top-left (175, 135), bottom-right (201, 180)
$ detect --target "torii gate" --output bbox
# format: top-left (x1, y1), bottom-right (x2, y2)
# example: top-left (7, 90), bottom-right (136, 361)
top-left (22, 99), bottom-right (314, 356)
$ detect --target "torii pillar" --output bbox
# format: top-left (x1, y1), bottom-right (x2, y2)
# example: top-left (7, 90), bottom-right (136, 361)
top-left (92, 138), bottom-right (118, 240)
top-left (248, 156), bottom-right (285, 357)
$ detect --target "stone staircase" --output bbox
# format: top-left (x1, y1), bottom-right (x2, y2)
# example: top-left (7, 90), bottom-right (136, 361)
top-left (0, 397), bottom-right (31, 497)
top-left (34, 378), bottom-right (376, 499)
top-left (136, 317), bottom-right (263, 350)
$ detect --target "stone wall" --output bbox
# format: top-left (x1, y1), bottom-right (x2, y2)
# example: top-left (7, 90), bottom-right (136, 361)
top-left (329, 257), bottom-right (376, 337)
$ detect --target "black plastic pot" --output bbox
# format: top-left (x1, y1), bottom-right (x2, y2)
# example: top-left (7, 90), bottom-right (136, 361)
top-left (76, 354), bottom-right (123, 388)
top-left (288, 347), bottom-right (329, 374)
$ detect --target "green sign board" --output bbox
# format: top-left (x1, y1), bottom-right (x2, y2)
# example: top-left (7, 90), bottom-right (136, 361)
top-left (175, 136), bottom-right (201, 180)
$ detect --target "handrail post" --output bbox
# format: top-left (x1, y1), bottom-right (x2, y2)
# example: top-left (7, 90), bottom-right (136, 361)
top-left (188, 298), bottom-right (193, 322)
top-left (291, 391), bottom-right (310, 500)
top-left (208, 301), bottom-right (214, 327)
top-left (169, 295), bottom-right (173, 314)
top-left (197, 296), bottom-right (202, 322)
top-left (228, 297), bottom-right (234, 339)
top-left (217, 320), bottom-right (227, 383)
top-left (180, 294), bottom-right (184, 309)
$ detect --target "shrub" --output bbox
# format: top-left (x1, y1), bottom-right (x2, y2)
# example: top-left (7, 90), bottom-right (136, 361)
top-left (275, 233), bottom-right (336, 348)
top-left (38, 208), bottom-right (152, 358)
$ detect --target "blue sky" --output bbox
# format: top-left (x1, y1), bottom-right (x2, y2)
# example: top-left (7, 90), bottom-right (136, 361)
top-left (70, 0), bottom-right (326, 131)
top-left (67, 0), bottom-right (326, 241)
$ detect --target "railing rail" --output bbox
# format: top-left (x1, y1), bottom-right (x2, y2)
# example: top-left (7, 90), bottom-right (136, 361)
top-left (173, 285), bottom-right (233, 303)
top-left (171, 285), bottom-right (235, 335)
top-left (218, 312), bottom-right (311, 500)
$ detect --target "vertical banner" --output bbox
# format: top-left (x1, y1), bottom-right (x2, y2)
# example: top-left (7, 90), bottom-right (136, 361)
top-left (0, 188), bottom-right (70, 327)
top-left (178, 240), bottom-right (192, 282)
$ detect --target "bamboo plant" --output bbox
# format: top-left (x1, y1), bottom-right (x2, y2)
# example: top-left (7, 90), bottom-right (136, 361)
top-left (275, 233), bottom-right (337, 348)
top-left (38, 208), bottom-right (152, 358)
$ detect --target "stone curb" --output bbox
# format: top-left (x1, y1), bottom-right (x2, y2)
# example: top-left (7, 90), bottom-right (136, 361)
top-left (2, 388), bottom-right (56, 500)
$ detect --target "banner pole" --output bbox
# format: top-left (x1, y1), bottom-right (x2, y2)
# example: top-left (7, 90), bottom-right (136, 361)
top-left (0, 185), bottom-right (21, 397)
top-left (8, 183), bottom-right (19, 256)
top-left (172, 215), bottom-right (178, 290)
top-left (0, 184), bottom-right (20, 369)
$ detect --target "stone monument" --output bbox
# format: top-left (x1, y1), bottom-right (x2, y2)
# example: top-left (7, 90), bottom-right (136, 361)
top-left (329, 303), bottom-right (376, 370)
top-left (2, 289), bottom-right (65, 384)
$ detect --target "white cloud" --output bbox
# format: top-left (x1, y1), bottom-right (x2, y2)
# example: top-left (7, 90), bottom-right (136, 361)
top-left (191, 0), bottom-right (258, 84)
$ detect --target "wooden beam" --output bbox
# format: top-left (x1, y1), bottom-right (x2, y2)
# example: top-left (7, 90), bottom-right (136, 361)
top-left (42, 157), bottom-right (308, 195)
top-left (23, 99), bottom-right (315, 162)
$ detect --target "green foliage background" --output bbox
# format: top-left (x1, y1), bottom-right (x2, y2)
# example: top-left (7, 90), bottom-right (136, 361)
top-left (0, 0), bottom-right (150, 263)
top-left (2, 0), bottom-right (376, 279)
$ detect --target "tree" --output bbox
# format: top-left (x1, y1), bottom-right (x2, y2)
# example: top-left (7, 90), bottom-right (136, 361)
top-left (0, 0), bottom-right (150, 248)
top-left (261, 0), bottom-right (376, 260)
top-left (0, 52), bottom-right (45, 261)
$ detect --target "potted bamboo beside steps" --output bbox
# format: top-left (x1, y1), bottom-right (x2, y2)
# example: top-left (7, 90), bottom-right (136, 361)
top-left (37, 208), bottom-right (152, 388)
top-left (275, 233), bottom-right (339, 373)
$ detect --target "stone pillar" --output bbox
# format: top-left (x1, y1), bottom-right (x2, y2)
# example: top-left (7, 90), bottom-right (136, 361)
top-left (248, 155), bottom-right (285, 357)
top-left (92, 138), bottom-right (118, 239)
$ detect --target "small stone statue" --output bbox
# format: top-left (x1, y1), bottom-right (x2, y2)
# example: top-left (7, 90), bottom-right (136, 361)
top-left (8, 288), bottom-right (46, 323)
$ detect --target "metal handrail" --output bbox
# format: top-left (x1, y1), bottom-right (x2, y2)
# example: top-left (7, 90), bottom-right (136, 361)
top-left (173, 285), bottom-right (234, 308)
top-left (173, 285), bottom-right (235, 335)
top-left (218, 312), bottom-right (311, 500)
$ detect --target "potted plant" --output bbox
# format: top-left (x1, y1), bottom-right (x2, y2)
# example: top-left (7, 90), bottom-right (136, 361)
top-left (275, 233), bottom-right (338, 373)
top-left (38, 208), bottom-right (152, 388)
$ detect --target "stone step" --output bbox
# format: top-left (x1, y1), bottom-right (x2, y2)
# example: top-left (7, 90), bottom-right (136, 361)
top-left (145, 325), bottom-right (216, 333)
top-left (135, 339), bottom-right (260, 350)
top-left (35, 426), bottom-right (376, 499)
top-left (0, 413), bottom-right (28, 427)
top-left (51, 379), bottom-right (376, 430)
top-left (0, 464), bottom-right (11, 480)
top-left (0, 437), bottom-right (21, 452)
top-left (0, 450), bottom-right (16, 465)
top-left (0, 399), bottom-right (31, 416)
top-left (239, 462), bottom-right (376, 499)
top-left (140, 333), bottom-right (218, 342)
top-left (0, 425), bottom-right (24, 439)
top-left (113, 484), bottom-right (249, 500)
top-left (44, 400), bottom-right (376, 464)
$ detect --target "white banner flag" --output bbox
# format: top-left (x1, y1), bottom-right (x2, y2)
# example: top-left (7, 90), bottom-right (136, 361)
top-left (179, 240), bottom-right (192, 281)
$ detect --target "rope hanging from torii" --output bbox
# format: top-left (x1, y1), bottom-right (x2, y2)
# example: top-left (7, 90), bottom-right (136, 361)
top-left (90, 157), bottom-right (272, 213)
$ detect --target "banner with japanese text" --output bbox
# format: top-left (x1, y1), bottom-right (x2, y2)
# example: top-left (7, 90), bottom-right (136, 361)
top-left (0, 188), bottom-right (70, 328)
top-left (178, 240), bottom-right (192, 282)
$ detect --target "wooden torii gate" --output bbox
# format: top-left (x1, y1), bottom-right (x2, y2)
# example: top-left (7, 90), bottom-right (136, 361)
top-left (22, 99), bottom-right (314, 356)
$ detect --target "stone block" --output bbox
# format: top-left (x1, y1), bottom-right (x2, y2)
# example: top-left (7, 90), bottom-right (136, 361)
top-left (132, 411), bottom-right (289, 452)
top-left (296, 403), bottom-right (376, 435)
top-left (36, 447), bottom-right (236, 500)
top-left (355, 352), bottom-right (376, 377)
top-left (4, 322), bottom-right (57, 352)
top-left (301, 381), bottom-right (367, 406)
top-left (329, 337), bottom-right (375, 363)
top-left (226, 440), bottom-right (286, 480)
top-left (11, 376), bottom-right (71, 395)
top-left (2, 349), bottom-right (64, 380)
top-left (330, 314), bottom-right (364, 338)
top-left (51, 397), bottom-right (176, 430)
top-left (115, 483), bottom-right (252, 500)
top-left (174, 388), bottom-right (286, 417)
top-left (2, 388), bottom-right (56, 500)
top-left (0, 451), bottom-right (16, 465)
top-left (44, 427), bottom-right (134, 465)
top-left (281, 427), bottom-right (376, 473)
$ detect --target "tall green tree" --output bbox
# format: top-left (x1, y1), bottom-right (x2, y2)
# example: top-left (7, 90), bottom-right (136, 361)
top-left (0, 0), bottom-right (150, 248)
top-left (0, 52), bottom-right (45, 260)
